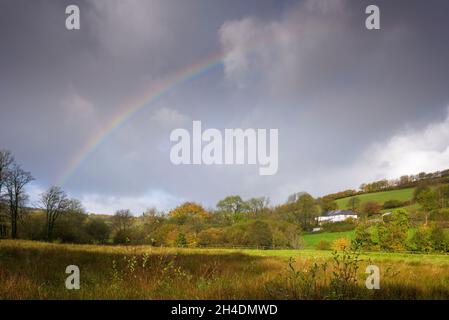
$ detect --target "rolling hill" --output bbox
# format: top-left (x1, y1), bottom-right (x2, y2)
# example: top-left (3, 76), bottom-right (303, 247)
top-left (335, 187), bottom-right (415, 209)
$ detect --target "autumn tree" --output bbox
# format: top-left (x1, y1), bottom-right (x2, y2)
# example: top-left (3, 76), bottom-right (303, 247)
top-left (408, 225), bottom-right (432, 252)
top-left (353, 222), bottom-right (372, 250)
top-left (317, 197), bottom-right (338, 212)
top-left (175, 232), bottom-right (187, 247)
top-left (361, 201), bottom-right (381, 217)
top-left (416, 188), bottom-right (438, 225)
top-left (197, 228), bottom-right (225, 246)
top-left (216, 196), bottom-right (249, 215)
top-left (246, 197), bottom-right (270, 215)
top-left (377, 209), bottom-right (409, 251)
top-left (141, 207), bottom-right (163, 237)
top-left (290, 193), bottom-right (320, 231)
top-left (247, 220), bottom-right (272, 248)
top-left (399, 175), bottom-right (411, 186)
top-left (169, 202), bottom-right (208, 228)
top-left (413, 183), bottom-right (430, 201)
top-left (429, 224), bottom-right (449, 252)
top-left (286, 192), bottom-right (306, 204)
top-left (347, 197), bottom-right (361, 213)
top-left (436, 184), bottom-right (449, 209)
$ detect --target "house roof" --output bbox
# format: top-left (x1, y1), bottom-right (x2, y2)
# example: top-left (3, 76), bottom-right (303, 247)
top-left (322, 210), bottom-right (357, 217)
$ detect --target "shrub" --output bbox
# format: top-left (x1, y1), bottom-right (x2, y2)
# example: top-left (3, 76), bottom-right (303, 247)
top-left (175, 232), bottom-right (187, 247)
top-left (331, 238), bottom-right (350, 251)
top-left (429, 225), bottom-right (449, 252)
top-left (19, 211), bottom-right (46, 240)
top-left (266, 249), bottom-right (362, 299)
top-left (321, 220), bottom-right (356, 233)
top-left (430, 209), bottom-right (449, 222)
top-left (247, 220), bottom-right (273, 248)
top-left (413, 183), bottom-right (431, 201)
top-left (149, 223), bottom-right (186, 246)
top-left (377, 209), bottom-right (409, 251)
top-left (53, 211), bottom-right (91, 243)
top-left (224, 220), bottom-right (274, 248)
top-left (361, 201), bottom-right (381, 216)
top-left (382, 200), bottom-right (404, 209)
top-left (85, 219), bottom-right (110, 244)
top-left (353, 223), bottom-right (373, 250)
top-left (113, 229), bottom-right (132, 244)
top-left (316, 240), bottom-right (331, 250)
top-left (408, 226), bottom-right (432, 252)
top-left (197, 228), bottom-right (225, 246)
top-left (269, 221), bottom-right (302, 249)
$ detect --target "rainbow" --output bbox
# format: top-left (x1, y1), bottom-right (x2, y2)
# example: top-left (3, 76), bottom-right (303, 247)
top-left (56, 51), bottom-right (226, 186)
top-left (55, 18), bottom-right (302, 186)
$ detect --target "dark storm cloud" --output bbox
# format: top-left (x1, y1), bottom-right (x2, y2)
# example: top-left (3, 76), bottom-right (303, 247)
top-left (1, 0), bottom-right (449, 213)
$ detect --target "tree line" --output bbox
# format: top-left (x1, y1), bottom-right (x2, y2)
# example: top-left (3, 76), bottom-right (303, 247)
top-left (0, 147), bottom-right (319, 248)
top-left (321, 169), bottom-right (449, 201)
top-left (1, 148), bottom-right (449, 251)
top-left (0, 149), bottom-right (82, 241)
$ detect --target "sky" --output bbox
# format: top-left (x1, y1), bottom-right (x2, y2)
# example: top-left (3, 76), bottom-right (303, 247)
top-left (1, 0), bottom-right (449, 214)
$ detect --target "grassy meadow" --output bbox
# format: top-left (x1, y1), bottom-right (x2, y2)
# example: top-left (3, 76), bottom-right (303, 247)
top-left (1, 174), bottom-right (448, 300)
top-left (302, 230), bottom-right (355, 249)
top-left (1, 240), bottom-right (449, 300)
top-left (335, 188), bottom-right (415, 208)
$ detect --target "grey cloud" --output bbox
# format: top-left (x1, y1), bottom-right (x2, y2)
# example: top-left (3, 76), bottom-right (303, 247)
top-left (1, 0), bottom-right (449, 213)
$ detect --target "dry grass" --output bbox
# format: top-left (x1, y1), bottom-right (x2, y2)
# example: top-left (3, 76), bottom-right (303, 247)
top-left (0, 240), bottom-right (448, 299)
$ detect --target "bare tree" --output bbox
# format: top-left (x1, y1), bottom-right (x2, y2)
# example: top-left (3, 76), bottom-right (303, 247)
top-left (0, 150), bottom-right (14, 194)
top-left (39, 186), bottom-right (71, 241)
top-left (247, 197), bottom-right (270, 215)
top-left (0, 150), bottom-right (15, 238)
top-left (143, 207), bottom-right (158, 218)
top-left (112, 209), bottom-right (133, 232)
top-left (66, 198), bottom-right (84, 214)
top-left (5, 163), bottom-right (34, 238)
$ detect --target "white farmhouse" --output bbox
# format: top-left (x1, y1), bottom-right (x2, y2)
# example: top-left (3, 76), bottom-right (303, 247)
top-left (317, 210), bottom-right (358, 224)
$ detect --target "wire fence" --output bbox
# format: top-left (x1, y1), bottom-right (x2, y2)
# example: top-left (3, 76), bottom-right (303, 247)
top-left (163, 243), bottom-right (449, 255)
top-left (194, 244), bottom-right (294, 250)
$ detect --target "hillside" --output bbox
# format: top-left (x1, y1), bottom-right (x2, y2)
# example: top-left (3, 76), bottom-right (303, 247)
top-left (335, 187), bottom-right (415, 209)
top-left (302, 230), bottom-right (355, 249)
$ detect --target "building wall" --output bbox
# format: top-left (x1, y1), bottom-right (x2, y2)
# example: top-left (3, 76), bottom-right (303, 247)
top-left (317, 215), bottom-right (358, 223)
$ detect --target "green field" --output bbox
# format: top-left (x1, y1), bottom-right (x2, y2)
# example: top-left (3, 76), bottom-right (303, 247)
top-left (302, 230), bottom-right (355, 249)
top-left (1, 240), bottom-right (449, 299)
top-left (336, 188), bottom-right (415, 209)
